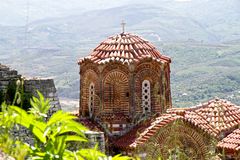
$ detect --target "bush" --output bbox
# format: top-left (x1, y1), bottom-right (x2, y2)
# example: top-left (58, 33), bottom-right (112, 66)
top-left (0, 91), bottom-right (133, 160)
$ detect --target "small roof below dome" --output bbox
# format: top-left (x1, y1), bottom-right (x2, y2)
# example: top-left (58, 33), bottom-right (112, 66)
top-left (188, 98), bottom-right (240, 133)
top-left (78, 33), bottom-right (171, 64)
top-left (114, 98), bottom-right (240, 150)
top-left (217, 128), bottom-right (240, 151)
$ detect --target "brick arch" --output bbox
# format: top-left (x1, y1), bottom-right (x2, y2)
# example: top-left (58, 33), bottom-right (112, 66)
top-left (80, 62), bottom-right (100, 75)
top-left (135, 61), bottom-right (162, 77)
top-left (104, 70), bottom-right (129, 84)
top-left (80, 69), bottom-right (100, 116)
top-left (135, 68), bottom-right (161, 115)
top-left (103, 70), bottom-right (130, 114)
top-left (101, 62), bottom-right (129, 77)
top-left (138, 120), bottom-right (210, 160)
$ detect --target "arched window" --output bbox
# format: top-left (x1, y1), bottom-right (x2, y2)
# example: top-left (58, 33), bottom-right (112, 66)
top-left (142, 80), bottom-right (151, 113)
top-left (88, 82), bottom-right (95, 117)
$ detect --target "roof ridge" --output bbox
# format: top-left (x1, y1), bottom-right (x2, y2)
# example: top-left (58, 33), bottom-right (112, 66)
top-left (184, 110), bottom-right (219, 136)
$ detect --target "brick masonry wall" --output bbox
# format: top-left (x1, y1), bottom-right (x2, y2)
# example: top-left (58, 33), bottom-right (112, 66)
top-left (80, 59), bottom-right (172, 137)
top-left (1, 64), bottom-right (106, 153)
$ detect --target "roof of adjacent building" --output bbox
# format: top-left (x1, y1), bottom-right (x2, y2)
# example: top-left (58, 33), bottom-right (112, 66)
top-left (113, 98), bottom-right (240, 150)
top-left (186, 98), bottom-right (240, 134)
top-left (217, 129), bottom-right (240, 152)
top-left (78, 33), bottom-right (171, 65)
top-left (78, 118), bottom-right (103, 132)
top-left (113, 114), bottom-right (178, 149)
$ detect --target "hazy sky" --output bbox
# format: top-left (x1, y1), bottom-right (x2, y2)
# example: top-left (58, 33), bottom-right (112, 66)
top-left (0, 0), bottom-right (195, 26)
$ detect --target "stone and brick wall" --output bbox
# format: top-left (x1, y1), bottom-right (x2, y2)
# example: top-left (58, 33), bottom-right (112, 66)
top-left (0, 64), bottom-right (21, 93)
top-left (85, 131), bottom-right (105, 153)
top-left (0, 64), bottom-right (61, 145)
top-left (24, 78), bottom-right (61, 115)
top-left (0, 63), bottom-right (61, 112)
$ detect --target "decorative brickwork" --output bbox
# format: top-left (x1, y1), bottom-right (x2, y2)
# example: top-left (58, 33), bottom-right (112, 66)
top-left (77, 32), bottom-right (240, 159)
top-left (80, 69), bottom-right (99, 117)
top-left (78, 32), bottom-right (171, 136)
top-left (136, 120), bottom-right (211, 159)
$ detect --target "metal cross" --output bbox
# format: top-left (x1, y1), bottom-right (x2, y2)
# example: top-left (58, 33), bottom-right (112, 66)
top-left (121, 20), bottom-right (126, 33)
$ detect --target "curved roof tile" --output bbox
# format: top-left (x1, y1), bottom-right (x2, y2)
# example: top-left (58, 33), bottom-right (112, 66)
top-left (78, 33), bottom-right (171, 64)
top-left (113, 99), bottom-right (240, 150)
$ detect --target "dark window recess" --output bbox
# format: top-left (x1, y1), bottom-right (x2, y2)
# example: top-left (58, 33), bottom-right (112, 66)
top-left (144, 83), bottom-right (148, 87)
top-left (158, 91), bottom-right (160, 95)
top-left (145, 107), bottom-right (148, 111)
top-left (126, 92), bottom-right (129, 97)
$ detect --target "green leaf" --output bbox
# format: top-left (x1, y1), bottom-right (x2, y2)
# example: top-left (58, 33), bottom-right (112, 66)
top-left (10, 106), bottom-right (47, 143)
top-left (10, 106), bottom-right (32, 128)
top-left (112, 154), bottom-right (133, 160)
top-left (63, 150), bottom-right (85, 160)
top-left (54, 135), bottom-right (67, 157)
top-left (47, 110), bottom-right (77, 126)
top-left (56, 120), bottom-right (88, 137)
top-left (77, 148), bottom-right (106, 160)
top-left (30, 124), bottom-right (46, 143)
top-left (64, 135), bottom-right (87, 142)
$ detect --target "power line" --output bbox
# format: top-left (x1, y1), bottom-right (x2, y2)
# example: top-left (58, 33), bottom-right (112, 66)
top-left (24, 0), bottom-right (30, 52)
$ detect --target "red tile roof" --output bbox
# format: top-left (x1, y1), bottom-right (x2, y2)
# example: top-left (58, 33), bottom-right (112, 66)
top-left (77, 118), bottom-right (103, 132)
top-left (183, 110), bottom-right (218, 136)
top-left (114, 98), bottom-right (240, 150)
top-left (113, 114), bottom-right (178, 149)
top-left (168, 98), bottom-right (240, 136)
top-left (217, 129), bottom-right (240, 152)
top-left (78, 33), bottom-right (171, 65)
top-left (187, 98), bottom-right (240, 134)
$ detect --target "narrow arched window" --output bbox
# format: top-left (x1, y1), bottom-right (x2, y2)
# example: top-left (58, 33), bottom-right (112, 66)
top-left (88, 82), bottom-right (95, 117)
top-left (142, 80), bottom-right (151, 113)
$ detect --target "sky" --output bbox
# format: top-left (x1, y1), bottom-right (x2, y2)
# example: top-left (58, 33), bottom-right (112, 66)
top-left (0, 0), bottom-right (195, 26)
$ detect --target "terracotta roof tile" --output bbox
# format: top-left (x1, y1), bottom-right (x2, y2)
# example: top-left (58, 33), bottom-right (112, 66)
top-left (113, 99), bottom-right (240, 150)
top-left (113, 114), bottom-right (178, 149)
top-left (217, 129), bottom-right (240, 152)
top-left (77, 118), bottom-right (103, 132)
top-left (187, 98), bottom-right (240, 134)
top-left (78, 33), bottom-right (171, 65)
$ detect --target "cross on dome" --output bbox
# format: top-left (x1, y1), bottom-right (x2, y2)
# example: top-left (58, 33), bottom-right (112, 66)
top-left (121, 20), bottom-right (126, 33)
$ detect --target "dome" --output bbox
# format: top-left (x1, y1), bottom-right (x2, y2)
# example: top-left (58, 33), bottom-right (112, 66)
top-left (78, 33), bottom-right (171, 64)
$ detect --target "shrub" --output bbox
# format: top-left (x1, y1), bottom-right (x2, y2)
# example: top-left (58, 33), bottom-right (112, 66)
top-left (0, 91), bottom-right (132, 160)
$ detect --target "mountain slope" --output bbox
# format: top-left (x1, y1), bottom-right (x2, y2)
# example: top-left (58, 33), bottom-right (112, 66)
top-left (0, 1), bottom-right (239, 109)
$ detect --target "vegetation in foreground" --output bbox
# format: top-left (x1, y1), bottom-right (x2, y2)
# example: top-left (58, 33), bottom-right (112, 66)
top-left (0, 81), bottom-right (225, 159)
top-left (0, 81), bottom-right (132, 160)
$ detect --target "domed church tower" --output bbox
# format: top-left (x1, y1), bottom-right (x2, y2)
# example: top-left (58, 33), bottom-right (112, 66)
top-left (78, 31), bottom-right (171, 135)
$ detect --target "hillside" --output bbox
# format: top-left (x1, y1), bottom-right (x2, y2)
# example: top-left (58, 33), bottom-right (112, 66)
top-left (0, 1), bottom-right (240, 109)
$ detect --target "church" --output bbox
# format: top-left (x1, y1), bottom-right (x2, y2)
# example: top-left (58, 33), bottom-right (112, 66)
top-left (77, 27), bottom-right (240, 159)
